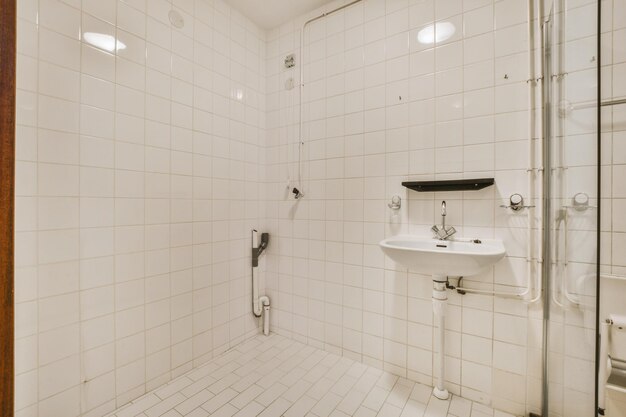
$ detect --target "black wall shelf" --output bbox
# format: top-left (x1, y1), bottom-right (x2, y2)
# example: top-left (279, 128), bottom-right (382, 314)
top-left (402, 178), bottom-right (494, 192)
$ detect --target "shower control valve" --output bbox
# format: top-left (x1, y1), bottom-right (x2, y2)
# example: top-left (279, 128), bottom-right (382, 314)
top-left (500, 193), bottom-right (535, 211)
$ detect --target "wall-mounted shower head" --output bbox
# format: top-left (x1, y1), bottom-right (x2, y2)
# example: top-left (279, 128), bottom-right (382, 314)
top-left (252, 231), bottom-right (270, 267)
top-left (284, 54), bottom-right (295, 68)
top-left (292, 187), bottom-right (304, 199)
top-left (259, 233), bottom-right (269, 251)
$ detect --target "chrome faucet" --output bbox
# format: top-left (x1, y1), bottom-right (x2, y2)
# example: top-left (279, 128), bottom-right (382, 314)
top-left (431, 201), bottom-right (457, 240)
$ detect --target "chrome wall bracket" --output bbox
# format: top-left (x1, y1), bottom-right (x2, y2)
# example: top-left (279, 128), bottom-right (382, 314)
top-left (500, 193), bottom-right (535, 211)
top-left (388, 195), bottom-right (401, 210)
top-left (563, 192), bottom-right (597, 211)
top-left (284, 54), bottom-right (295, 69)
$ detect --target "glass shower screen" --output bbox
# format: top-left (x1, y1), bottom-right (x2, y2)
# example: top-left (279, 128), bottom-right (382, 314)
top-left (542, 1), bottom-right (599, 416)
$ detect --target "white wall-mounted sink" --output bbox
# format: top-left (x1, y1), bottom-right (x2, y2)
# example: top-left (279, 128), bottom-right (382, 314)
top-left (379, 234), bottom-right (506, 400)
top-left (379, 235), bottom-right (506, 277)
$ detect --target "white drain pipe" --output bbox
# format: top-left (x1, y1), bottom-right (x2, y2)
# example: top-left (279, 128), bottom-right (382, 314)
top-left (263, 303), bottom-right (270, 336)
top-left (252, 230), bottom-right (270, 335)
top-left (432, 277), bottom-right (449, 400)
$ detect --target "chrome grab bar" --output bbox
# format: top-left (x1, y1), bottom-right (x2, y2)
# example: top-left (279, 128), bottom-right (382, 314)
top-left (602, 98), bottom-right (626, 107)
top-left (562, 97), bottom-right (626, 113)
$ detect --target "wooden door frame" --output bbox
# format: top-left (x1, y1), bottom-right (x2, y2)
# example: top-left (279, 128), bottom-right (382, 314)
top-left (0, 0), bottom-right (15, 415)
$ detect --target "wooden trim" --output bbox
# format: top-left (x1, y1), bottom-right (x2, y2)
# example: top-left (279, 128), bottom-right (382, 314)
top-left (0, 0), bottom-right (16, 415)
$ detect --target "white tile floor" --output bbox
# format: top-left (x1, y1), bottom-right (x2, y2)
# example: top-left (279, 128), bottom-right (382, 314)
top-left (107, 334), bottom-right (517, 417)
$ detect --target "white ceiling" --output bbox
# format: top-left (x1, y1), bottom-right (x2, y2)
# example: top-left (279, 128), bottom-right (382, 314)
top-left (228, 0), bottom-right (331, 29)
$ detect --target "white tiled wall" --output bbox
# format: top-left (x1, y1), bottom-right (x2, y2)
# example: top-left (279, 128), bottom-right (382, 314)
top-left (263, 0), bottom-right (607, 415)
top-left (264, 0), bottom-right (547, 415)
top-left (14, 0), bottom-right (267, 415)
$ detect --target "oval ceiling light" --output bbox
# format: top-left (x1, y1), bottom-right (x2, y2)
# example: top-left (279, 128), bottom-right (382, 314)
top-left (417, 22), bottom-right (456, 45)
top-left (83, 32), bottom-right (126, 53)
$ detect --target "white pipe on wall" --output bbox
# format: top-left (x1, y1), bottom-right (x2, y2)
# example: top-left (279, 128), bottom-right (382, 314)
top-left (297, 0), bottom-right (363, 196)
top-left (252, 265), bottom-right (261, 317)
top-left (454, 0), bottom-right (542, 303)
top-left (263, 303), bottom-right (270, 336)
top-left (432, 278), bottom-right (449, 400)
top-left (531, 0), bottom-right (545, 305)
top-left (252, 230), bottom-right (261, 317)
